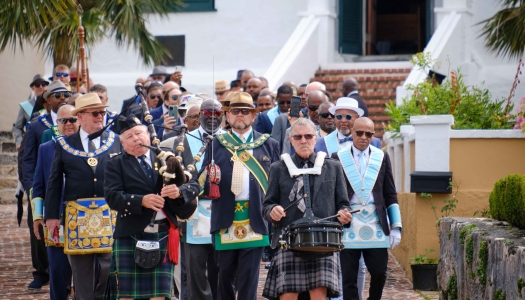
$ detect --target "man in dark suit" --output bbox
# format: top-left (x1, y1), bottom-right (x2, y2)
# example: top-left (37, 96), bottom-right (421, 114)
top-left (104, 116), bottom-right (198, 300)
top-left (184, 92), bottom-right (280, 300)
top-left (45, 93), bottom-right (122, 300)
top-left (342, 77), bottom-right (369, 117)
top-left (255, 84), bottom-right (293, 134)
top-left (22, 80), bottom-right (70, 290)
top-left (332, 117), bottom-right (402, 300)
top-left (32, 104), bottom-right (77, 299)
top-left (262, 118), bottom-right (352, 299)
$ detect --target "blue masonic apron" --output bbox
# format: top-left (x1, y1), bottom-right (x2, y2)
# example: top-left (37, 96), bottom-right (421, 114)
top-left (186, 128), bottom-right (221, 244)
top-left (324, 130), bottom-right (340, 156)
top-left (338, 146), bottom-right (390, 249)
top-left (266, 106), bottom-right (280, 125)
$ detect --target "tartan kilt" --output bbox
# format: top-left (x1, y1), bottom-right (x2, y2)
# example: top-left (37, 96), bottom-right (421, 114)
top-left (263, 249), bottom-right (341, 299)
top-left (105, 231), bottom-right (174, 300)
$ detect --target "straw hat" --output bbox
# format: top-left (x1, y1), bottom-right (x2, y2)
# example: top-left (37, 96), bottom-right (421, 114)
top-left (71, 93), bottom-right (109, 115)
top-left (223, 92), bottom-right (258, 112)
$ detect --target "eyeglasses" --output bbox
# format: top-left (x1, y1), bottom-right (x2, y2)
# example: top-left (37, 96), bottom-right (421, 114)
top-left (52, 92), bottom-right (71, 98)
top-left (319, 112), bottom-right (334, 118)
top-left (308, 105), bottom-right (319, 111)
top-left (55, 72), bottom-right (69, 77)
top-left (186, 114), bottom-right (200, 120)
top-left (202, 109), bottom-right (223, 117)
top-left (171, 95), bottom-right (180, 101)
top-left (335, 114), bottom-right (352, 121)
top-left (33, 83), bottom-right (48, 88)
top-left (57, 117), bottom-right (78, 124)
top-left (71, 92), bottom-right (85, 95)
top-left (82, 111), bottom-right (106, 117)
top-left (278, 101), bottom-right (291, 105)
top-left (291, 134), bottom-right (315, 140)
top-left (216, 91), bottom-right (227, 96)
top-left (353, 130), bottom-right (375, 138)
top-left (149, 94), bottom-right (162, 100)
top-left (229, 109), bottom-right (251, 115)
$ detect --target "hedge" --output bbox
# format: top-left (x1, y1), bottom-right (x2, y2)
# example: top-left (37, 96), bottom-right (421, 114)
top-left (489, 174), bottom-right (525, 229)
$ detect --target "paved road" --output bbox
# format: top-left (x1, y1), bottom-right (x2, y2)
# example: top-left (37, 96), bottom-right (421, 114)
top-left (0, 204), bottom-right (436, 299)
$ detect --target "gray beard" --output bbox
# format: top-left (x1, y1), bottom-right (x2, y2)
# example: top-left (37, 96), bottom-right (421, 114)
top-left (339, 128), bottom-right (350, 136)
top-left (231, 123), bottom-right (248, 130)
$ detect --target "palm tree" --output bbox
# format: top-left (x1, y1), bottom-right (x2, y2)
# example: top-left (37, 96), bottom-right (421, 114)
top-left (479, 0), bottom-right (525, 60)
top-left (0, 0), bottom-right (183, 67)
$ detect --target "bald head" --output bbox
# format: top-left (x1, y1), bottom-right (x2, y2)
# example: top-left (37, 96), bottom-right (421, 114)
top-left (342, 77), bottom-right (358, 96)
top-left (163, 81), bottom-right (180, 93)
top-left (307, 90), bottom-right (328, 124)
top-left (352, 117), bottom-right (375, 150)
top-left (246, 78), bottom-right (263, 101)
top-left (303, 81), bottom-right (326, 103)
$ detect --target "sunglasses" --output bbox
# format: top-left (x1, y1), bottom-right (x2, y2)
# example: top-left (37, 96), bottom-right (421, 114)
top-left (71, 92), bottom-right (85, 95)
top-left (55, 72), bottom-right (69, 77)
top-left (278, 101), bottom-right (291, 105)
top-left (52, 92), bottom-right (71, 98)
top-left (82, 110), bottom-right (106, 117)
top-left (171, 95), bottom-right (180, 101)
top-left (335, 114), bottom-right (352, 121)
top-left (291, 134), bottom-right (315, 140)
top-left (33, 83), bottom-right (48, 88)
top-left (216, 91), bottom-right (227, 96)
top-left (149, 94), bottom-right (162, 99)
top-left (230, 109), bottom-right (251, 115)
top-left (308, 105), bottom-right (319, 111)
top-left (319, 112), bottom-right (334, 118)
top-left (57, 117), bottom-right (78, 124)
top-left (353, 130), bottom-right (375, 138)
top-left (202, 109), bottom-right (223, 117)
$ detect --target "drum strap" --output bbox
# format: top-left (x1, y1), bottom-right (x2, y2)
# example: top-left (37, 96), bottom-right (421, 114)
top-left (303, 173), bottom-right (314, 222)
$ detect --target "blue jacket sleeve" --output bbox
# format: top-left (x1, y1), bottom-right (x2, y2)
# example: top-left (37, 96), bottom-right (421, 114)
top-left (32, 144), bottom-right (46, 200)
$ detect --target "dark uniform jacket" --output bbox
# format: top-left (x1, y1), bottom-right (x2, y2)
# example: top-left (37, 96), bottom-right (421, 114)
top-left (44, 130), bottom-right (122, 221)
top-left (262, 153), bottom-right (350, 248)
top-left (332, 150), bottom-right (397, 236)
top-left (104, 150), bottom-right (199, 238)
top-left (187, 130), bottom-right (280, 235)
top-left (22, 113), bottom-right (53, 192)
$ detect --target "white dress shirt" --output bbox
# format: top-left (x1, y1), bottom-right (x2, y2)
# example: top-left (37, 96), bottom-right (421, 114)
top-left (51, 110), bottom-right (58, 126)
top-left (349, 144), bottom-right (375, 205)
top-left (79, 128), bottom-right (101, 152)
top-left (231, 127), bottom-right (253, 201)
top-left (337, 131), bottom-right (353, 149)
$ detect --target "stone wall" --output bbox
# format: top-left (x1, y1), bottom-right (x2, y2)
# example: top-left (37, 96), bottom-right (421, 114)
top-left (438, 217), bottom-right (525, 299)
top-left (0, 131), bottom-right (18, 204)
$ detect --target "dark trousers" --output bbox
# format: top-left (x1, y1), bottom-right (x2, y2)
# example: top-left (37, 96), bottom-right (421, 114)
top-left (216, 247), bottom-right (263, 300)
top-left (68, 253), bottom-right (111, 300)
top-left (27, 200), bottom-right (49, 282)
top-left (180, 240), bottom-right (188, 300)
top-left (47, 246), bottom-right (72, 300)
top-left (340, 248), bottom-right (388, 300)
top-left (184, 242), bottom-right (219, 300)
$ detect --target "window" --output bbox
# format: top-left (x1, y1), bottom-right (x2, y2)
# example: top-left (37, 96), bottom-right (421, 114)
top-left (156, 35), bottom-right (185, 66)
top-left (170, 0), bottom-right (215, 12)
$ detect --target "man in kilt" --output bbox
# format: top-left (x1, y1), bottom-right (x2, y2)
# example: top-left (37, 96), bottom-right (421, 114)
top-left (262, 118), bottom-right (352, 299)
top-left (104, 116), bottom-right (198, 300)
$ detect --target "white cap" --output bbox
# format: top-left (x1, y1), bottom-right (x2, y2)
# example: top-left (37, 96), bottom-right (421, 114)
top-left (328, 97), bottom-right (364, 116)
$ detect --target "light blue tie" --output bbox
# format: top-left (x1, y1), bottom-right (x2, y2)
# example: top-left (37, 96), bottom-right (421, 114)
top-left (358, 151), bottom-right (367, 177)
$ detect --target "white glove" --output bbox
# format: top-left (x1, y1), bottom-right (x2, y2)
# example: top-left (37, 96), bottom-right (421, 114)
top-left (389, 228), bottom-right (401, 249)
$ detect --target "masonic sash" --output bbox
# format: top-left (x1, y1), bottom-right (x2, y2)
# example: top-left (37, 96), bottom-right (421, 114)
top-left (324, 130), bottom-right (340, 156)
top-left (266, 106), bottom-right (280, 125)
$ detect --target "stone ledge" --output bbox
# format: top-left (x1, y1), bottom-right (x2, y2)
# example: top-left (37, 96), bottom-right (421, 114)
top-left (439, 217), bottom-right (525, 299)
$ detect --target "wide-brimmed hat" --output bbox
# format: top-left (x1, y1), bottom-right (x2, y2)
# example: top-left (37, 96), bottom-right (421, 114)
top-left (329, 97), bottom-right (364, 117)
top-left (149, 65), bottom-right (169, 77)
top-left (71, 93), bottom-right (109, 115)
top-left (223, 92), bottom-right (258, 111)
top-left (42, 80), bottom-right (69, 100)
top-left (29, 74), bottom-right (49, 88)
top-left (215, 80), bottom-right (230, 92)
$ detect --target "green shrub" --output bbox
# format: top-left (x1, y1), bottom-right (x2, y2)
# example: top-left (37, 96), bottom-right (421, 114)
top-left (489, 174), bottom-right (525, 229)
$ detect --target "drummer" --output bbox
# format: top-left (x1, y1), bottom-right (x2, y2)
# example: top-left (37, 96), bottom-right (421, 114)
top-left (262, 118), bottom-right (352, 299)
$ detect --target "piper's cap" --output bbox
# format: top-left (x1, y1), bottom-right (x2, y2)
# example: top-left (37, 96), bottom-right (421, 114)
top-left (116, 115), bottom-right (143, 135)
top-left (42, 80), bottom-right (69, 100)
top-left (29, 74), bottom-right (49, 88)
top-left (215, 80), bottom-right (230, 92)
top-left (329, 97), bottom-right (364, 117)
top-left (71, 93), bottom-right (109, 115)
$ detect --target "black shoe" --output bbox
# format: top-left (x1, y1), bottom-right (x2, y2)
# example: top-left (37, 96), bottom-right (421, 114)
top-left (264, 263), bottom-right (271, 269)
top-left (28, 279), bottom-right (49, 290)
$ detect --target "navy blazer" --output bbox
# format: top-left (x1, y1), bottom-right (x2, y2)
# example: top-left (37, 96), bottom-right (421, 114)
top-left (32, 140), bottom-right (55, 200)
top-left (332, 150), bottom-right (398, 236)
top-left (189, 130), bottom-right (280, 235)
top-left (22, 113), bottom-right (53, 192)
top-left (44, 131), bottom-right (122, 221)
top-left (255, 111), bottom-right (274, 135)
top-left (149, 105), bottom-right (164, 122)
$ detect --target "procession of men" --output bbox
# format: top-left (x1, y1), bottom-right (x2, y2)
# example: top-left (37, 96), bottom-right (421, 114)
top-left (13, 65), bottom-right (402, 300)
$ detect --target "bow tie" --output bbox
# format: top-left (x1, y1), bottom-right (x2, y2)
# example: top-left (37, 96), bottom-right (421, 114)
top-left (339, 137), bottom-right (353, 144)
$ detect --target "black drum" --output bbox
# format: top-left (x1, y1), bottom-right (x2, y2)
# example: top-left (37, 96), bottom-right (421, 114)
top-left (284, 221), bottom-right (344, 252)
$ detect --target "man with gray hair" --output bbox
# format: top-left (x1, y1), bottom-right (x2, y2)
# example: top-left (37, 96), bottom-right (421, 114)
top-left (262, 117), bottom-right (352, 299)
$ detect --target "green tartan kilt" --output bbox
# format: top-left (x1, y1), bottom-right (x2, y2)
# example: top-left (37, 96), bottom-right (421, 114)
top-left (105, 232), bottom-right (174, 300)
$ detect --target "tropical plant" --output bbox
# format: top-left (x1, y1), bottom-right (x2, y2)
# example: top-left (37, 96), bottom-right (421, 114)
top-left (479, 0), bottom-right (525, 60)
top-left (0, 0), bottom-right (183, 67)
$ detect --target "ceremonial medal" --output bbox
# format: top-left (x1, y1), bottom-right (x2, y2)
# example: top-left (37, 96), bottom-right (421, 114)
top-left (234, 225), bottom-right (248, 239)
top-left (239, 152), bottom-right (250, 162)
top-left (87, 157), bottom-right (98, 167)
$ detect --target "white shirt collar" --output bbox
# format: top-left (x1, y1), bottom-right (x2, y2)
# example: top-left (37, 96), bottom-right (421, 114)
top-left (162, 105), bottom-right (169, 115)
top-left (351, 144), bottom-right (370, 158)
top-left (232, 127), bottom-right (253, 142)
top-left (51, 110), bottom-right (58, 125)
top-left (347, 91), bottom-right (358, 96)
top-left (79, 128), bottom-right (101, 152)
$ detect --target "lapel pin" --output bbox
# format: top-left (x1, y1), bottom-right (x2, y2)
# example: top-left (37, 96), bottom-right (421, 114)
top-left (154, 162), bottom-right (158, 171)
top-left (262, 156), bottom-right (270, 162)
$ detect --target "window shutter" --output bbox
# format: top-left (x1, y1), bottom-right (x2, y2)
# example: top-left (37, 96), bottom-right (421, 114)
top-left (339, 0), bottom-right (363, 55)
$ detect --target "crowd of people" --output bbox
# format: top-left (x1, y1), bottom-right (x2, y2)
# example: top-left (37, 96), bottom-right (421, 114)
top-left (13, 64), bottom-right (402, 300)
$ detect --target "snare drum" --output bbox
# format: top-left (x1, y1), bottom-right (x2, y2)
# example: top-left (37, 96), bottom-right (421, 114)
top-left (283, 221), bottom-right (344, 252)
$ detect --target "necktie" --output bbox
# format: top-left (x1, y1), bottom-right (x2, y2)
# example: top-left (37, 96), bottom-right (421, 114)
top-left (288, 163), bottom-right (309, 213)
top-left (358, 151), bottom-right (367, 177)
top-left (231, 134), bottom-right (247, 196)
top-left (88, 139), bottom-right (96, 153)
top-left (339, 137), bottom-right (353, 144)
top-left (139, 155), bottom-right (154, 184)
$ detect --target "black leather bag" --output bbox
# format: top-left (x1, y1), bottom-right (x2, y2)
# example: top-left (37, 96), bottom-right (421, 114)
top-left (134, 240), bottom-right (161, 269)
